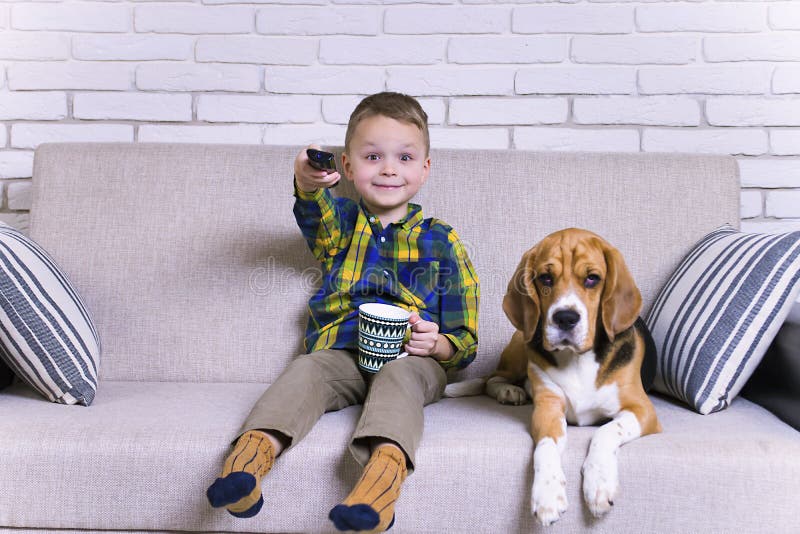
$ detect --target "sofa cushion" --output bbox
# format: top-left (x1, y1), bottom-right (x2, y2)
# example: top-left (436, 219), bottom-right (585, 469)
top-left (0, 223), bottom-right (100, 405)
top-left (0, 381), bottom-right (798, 533)
top-left (647, 225), bottom-right (800, 415)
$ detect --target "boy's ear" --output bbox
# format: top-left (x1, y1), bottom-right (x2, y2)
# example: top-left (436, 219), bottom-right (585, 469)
top-left (340, 152), bottom-right (353, 181)
top-left (422, 156), bottom-right (431, 184)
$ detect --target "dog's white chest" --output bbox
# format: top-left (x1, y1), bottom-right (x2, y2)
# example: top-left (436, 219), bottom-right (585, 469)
top-left (533, 352), bottom-right (620, 426)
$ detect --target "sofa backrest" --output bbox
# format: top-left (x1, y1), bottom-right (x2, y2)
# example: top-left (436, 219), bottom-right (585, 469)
top-left (30, 144), bottom-right (739, 383)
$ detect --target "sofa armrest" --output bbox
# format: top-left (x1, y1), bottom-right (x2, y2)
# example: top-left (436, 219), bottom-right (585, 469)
top-left (742, 301), bottom-right (800, 431)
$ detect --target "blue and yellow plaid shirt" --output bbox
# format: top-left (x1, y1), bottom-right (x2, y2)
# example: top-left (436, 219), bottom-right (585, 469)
top-left (294, 183), bottom-right (479, 369)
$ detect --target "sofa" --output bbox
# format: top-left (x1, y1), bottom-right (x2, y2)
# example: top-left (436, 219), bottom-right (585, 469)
top-left (1, 143), bottom-right (798, 534)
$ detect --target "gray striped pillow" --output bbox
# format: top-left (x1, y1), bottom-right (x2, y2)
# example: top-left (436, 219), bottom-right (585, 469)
top-left (646, 225), bottom-right (800, 415)
top-left (0, 223), bottom-right (100, 406)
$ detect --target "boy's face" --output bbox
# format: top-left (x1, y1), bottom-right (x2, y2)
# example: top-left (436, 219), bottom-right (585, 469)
top-left (342, 115), bottom-right (431, 226)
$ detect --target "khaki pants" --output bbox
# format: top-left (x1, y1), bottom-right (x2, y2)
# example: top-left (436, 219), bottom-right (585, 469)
top-left (239, 349), bottom-right (447, 472)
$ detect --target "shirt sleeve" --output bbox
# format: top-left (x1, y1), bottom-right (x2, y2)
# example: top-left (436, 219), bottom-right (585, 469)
top-left (437, 229), bottom-right (480, 370)
top-left (293, 179), bottom-right (345, 265)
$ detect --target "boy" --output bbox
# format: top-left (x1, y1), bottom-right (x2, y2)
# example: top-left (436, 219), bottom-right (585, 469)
top-left (206, 92), bottom-right (479, 533)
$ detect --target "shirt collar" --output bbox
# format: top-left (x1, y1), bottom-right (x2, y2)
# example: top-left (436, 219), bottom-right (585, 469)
top-left (360, 201), bottom-right (424, 230)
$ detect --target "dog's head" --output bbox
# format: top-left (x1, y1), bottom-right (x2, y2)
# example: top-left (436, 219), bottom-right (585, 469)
top-left (503, 228), bottom-right (642, 353)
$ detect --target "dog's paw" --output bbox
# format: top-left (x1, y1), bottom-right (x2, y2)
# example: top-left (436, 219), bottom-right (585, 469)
top-left (581, 454), bottom-right (619, 518)
top-left (532, 463), bottom-right (568, 526)
top-left (489, 383), bottom-right (528, 405)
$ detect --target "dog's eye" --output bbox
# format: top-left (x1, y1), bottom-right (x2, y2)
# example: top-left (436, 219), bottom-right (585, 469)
top-left (537, 274), bottom-right (553, 287)
top-left (585, 274), bottom-right (601, 288)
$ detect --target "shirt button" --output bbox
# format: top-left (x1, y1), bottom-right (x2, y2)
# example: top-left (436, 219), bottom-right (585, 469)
top-left (380, 236), bottom-right (386, 243)
top-left (369, 216), bottom-right (376, 223)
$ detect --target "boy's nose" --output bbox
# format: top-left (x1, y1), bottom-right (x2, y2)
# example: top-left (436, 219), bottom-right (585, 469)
top-left (381, 162), bottom-right (397, 176)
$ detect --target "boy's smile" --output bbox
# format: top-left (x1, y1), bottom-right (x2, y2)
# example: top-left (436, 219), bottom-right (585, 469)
top-left (342, 115), bottom-right (431, 226)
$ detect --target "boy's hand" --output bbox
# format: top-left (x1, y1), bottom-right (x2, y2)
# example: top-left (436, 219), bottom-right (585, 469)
top-left (294, 144), bottom-right (341, 193)
top-left (406, 312), bottom-right (456, 362)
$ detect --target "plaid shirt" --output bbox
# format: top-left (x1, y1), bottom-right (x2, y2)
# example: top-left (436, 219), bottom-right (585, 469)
top-left (293, 183), bottom-right (480, 370)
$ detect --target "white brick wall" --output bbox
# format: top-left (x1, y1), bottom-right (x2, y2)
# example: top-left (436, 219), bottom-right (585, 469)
top-left (0, 0), bottom-right (798, 234)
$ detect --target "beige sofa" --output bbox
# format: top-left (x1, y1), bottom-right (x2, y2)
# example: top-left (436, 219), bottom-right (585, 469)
top-left (1, 143), bottom-right (798, 533)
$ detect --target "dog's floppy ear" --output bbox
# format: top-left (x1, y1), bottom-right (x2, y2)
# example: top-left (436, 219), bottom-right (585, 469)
top-left (600, 243), bottom-right (642, 342)
top-left (503, 248), bottom-right (541, 344)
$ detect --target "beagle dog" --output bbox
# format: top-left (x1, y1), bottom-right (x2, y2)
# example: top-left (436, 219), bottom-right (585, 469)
top-left (489, 228), bottom-right (661, 526)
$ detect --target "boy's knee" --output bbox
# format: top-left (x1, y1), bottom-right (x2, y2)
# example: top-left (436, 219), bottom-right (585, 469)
top-left (378, 357), bottom-right (446, 395)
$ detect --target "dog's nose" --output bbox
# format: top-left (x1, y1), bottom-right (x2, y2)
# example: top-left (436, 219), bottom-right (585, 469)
top-left (553, 310), bottom-right (580, 331)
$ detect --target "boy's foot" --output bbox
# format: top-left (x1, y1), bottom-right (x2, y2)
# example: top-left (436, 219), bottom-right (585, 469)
top-left (329, 444), bottom-right (407, 532)
top-left (206, 430), bottom-right (275, 518)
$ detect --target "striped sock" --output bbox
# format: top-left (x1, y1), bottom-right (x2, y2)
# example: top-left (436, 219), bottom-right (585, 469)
top-left (329, 445), bottom-right (408, 532)
top-left (206, 430), bottom-right (275, 518)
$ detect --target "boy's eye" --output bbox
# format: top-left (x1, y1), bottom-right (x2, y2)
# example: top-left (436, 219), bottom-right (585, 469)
top-left (400, 154), bottom-right (412, 162)
top-left (537, 274), bottom-right (553, 287)
top-left (366, 154), bottom-right (379, 161)
top-left (585, 274), bottom-right (601, 288)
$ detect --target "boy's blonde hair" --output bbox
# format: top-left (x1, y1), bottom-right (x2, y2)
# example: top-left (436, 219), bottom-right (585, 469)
top-left (344, 92), bottom-right (430, 156)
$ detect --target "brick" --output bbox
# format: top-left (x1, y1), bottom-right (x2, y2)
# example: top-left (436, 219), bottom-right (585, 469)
top-left (197, 36), bottom-right (317, 65)
top-left (449, 36), bottom-right (566, 64)
top-left (8, 63), bottom-right (132, 91)
top-left (0, 151), bottom-right (33, 179)
top-left (639, 65), bottom-right (771, 95)
top-left (322, 96), bottom-right (445, 125)
top-left (74, 35), bottom-right (193, 61)
top-left (135, 5), bottom-right (252, 34)
top-left (642, 129), bottom-right (768, 156)
top-left (209, 0), bottom-right (325, 3)
top-left (139, 125), bottom-right (263, 145)
top-left (137, 63), bottom-right (260, 92)
top-left (766, 190), bottom-right (800, 218)
top-left (705, 35), bottom-right (800, 62)
top-left (12, 2), bottom-right (130, 32)
top-left (387, 67), bottom-right (513, 96)
top-left (74, 93), bottom-right (192, 122)
top-left (740, 190), bottom-right (762, 219)
top-left (429, 127), bottom-right (509, 149)
top-left (707, 98), bottom-right (800, 127)
top-left (385, 6), bottom-right (508, 34)
top-left (738, 159), bottom-right (800, 188)
top-left (574, 97), bottom-right (700, 126)
top-left (449, 98), bottom-right (567, 125)
top-left (197, 95), bottom-right (319, 123)
top-left (514, 5), bottom-right (633, 34)
top-left (0, 93), bottom-right (67, 121)
top-left (320, 36), bottom-right (445, 65)
top-left (774, 66), bottom-right (800, 95)
top-left (262, 124), bottom-right (347, 146)
top-left (0, 6), bottom-right (7, 29)
top-left (514, 127), bottom-right (639, 152)
top-left (572, 36), bottom-right (697, 65)
top-left (257, 7), bottom-right (379, 35)
top-left (772, 129), bottom-right (800, 156)
top-left (0, 33), bottom-right (69, 61)
top-left (517, 66), bottom-right (635, 95)
top-left (0, 128), bottom-right (5, 148)
top-left (266, 67), bottom-right (384, 95)
top-left (741, 220), bottom-right (800, 234)
top-left (7, 180), bottom-right (31, 211)
top-left (637, 4), bottom-right (765, 33)
top-left (770, 2), bottom-right (800, 31)
top-left (11, 124), bottom-right (133, 149)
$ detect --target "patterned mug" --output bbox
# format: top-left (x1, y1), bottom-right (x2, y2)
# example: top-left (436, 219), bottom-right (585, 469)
top-left (357, 303), bottom-right (411, 374)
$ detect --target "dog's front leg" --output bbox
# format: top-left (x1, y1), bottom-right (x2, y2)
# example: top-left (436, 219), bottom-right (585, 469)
top-left (530, 373), bottom-right (568, 526)
top-left (581, 410), bottom-right (642, 517)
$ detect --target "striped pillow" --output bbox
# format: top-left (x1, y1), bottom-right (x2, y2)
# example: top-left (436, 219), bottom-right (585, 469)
top-left (646, 225), bottom-right (800, 415)
top-left (0, 223), bottom-right (100, 406)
